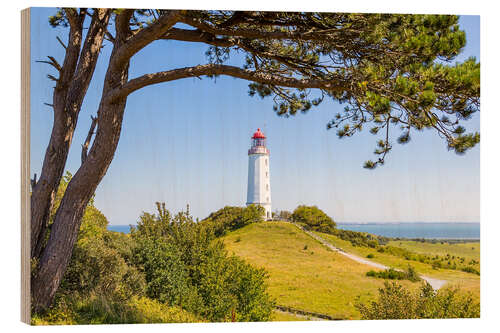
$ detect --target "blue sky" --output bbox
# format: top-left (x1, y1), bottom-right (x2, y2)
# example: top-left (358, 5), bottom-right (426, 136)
top-left (30, 9), bottom-right (480, 224)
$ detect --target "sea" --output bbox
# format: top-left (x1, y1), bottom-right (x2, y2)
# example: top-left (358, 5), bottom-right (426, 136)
top-left (108, 222), bottom-right (480, 239)
top-left (337, 222), bottom-right (479, 239)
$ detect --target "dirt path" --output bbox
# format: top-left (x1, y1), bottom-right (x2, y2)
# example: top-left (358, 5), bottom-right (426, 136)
top-left (291, 222), bottom-right (447, 290)
top-left (274, 305), bottom-right (344, 321)
top-left (274, 309), bottom-right (326, 321)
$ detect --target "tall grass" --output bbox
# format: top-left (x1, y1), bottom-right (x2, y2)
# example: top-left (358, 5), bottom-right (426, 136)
top-left (31, 293), bottom-right (201, 325)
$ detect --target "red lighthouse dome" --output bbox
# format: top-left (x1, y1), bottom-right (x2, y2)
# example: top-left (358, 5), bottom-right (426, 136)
top-left (252, 128), bottom-right (266, 139)
top-left (249, 128), bottom-right (269, 154)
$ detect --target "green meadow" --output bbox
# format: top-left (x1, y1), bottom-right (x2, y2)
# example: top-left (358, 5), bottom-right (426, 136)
top-left (315, 231), bottom-right (480, 299)
top-left (222, 222), bottom-right (422, 320)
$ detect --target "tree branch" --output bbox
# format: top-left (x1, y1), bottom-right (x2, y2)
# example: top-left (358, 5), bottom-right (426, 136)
top-left (180, 16), bottom-right (344, 44)
top-left (56, 8), bottom-right (85, 90)
top-left (161, 28), bottom-right (331, 80)
top-left (36, 56), bottom-right (63, 72)
top-left (64, 8), bottom-right (111, 115)
top-left (81, 116), bottom-right (98, 164)
top-left (107, 64), bottom-right (345, 102)
top-left (161, 27), bottom-right (234, 47)
top-left (56, 36), bottom-right (67, 50)
top-left (111, 10), bottom-right (184, 70)
top-left (31, 173), bottom-right (37, 190)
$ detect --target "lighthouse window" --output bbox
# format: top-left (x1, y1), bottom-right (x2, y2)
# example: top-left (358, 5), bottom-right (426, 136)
top-left (265, 159), bottom-right (268, 166)
top-left (267, 197), bottom-right (269, 202)
top-left (266, 172), bottom-right (268, 178)
top-left (266, 184), bottom-right (269, 190)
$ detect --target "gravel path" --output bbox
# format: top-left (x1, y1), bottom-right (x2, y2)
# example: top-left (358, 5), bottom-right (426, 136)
top-left (291, 223), bottom-right (447, 290)
top-left (274, 309), bottom-right (326, 321)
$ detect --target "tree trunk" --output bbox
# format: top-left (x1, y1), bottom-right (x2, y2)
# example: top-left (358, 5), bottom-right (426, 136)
top-left (31, 10), bottom-right (181, 311)
top-left (31, 9), bottom-right (111, 259)
top-left (31, 38), bottom-right (130, 312)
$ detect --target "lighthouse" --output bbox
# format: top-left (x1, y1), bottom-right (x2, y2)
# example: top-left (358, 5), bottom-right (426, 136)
top-left (246, 128), bottom-right (272, 220)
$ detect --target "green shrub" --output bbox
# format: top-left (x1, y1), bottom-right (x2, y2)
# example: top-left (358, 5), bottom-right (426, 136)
top-left (291, 205), bottom-right (336, 233)
top-left (405, 265), bottom-right (420, 282)
top-left (365, 266), bottom-right (420, 282)
top-left (58, 204), bottom-right (145, 302)
top-left (356, 282), bottom-right (480, 319)
top-left (367, 253), bottom-right (375, 259)
top-left (131, 203), bottom-right (275, 322)
top-left (366, 270), bottom-right (376, 277)
top-left (332, 229), bottom-right (389, 248)
top-left (195, 247), bottom-right (274, 322)
top-left (201, 205), bottom-right (265, 237)
top-left (132, 238), bottom-right (202, 310)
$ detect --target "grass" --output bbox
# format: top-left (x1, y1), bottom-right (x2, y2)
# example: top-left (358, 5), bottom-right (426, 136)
top-left (221, 222), bottom-right (419, 319)
top-left (387, 240), bottom-right (480, 263)
top-left (31, 294), bottom-right (201, 325)
top-left (314, 231), bottom-right (480, 299)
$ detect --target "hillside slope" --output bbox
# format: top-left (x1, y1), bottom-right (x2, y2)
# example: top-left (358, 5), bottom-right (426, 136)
top-left (315, 231), bottom-right (480, 298)
top-left (221, 222), bottom-right (420, 319)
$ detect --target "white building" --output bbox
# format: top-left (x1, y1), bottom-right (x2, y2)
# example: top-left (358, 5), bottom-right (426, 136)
top-left (246, 128), bottom-right (272, 219)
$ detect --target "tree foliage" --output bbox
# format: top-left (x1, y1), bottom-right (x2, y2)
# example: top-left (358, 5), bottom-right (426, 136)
top-left (356, 281), bottom-right (479, 319)
top-left (172, 12), bottom-right (479, 168)
top-left (291, 205), bottom-right (336, 232)
top-left (131, 203), bottom-right (274, 322)
top-left (201, 205), bottom-right (265, 237)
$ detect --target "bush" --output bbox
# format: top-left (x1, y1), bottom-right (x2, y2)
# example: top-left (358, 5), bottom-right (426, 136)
top-left (291, 205), bottom-right (336, 233)
top-left (356, 282), bottom-right (480, 319)
top-left (131, 203), bottom-right (275, 322)
top-left (332, 229), bottom-right (389, 248)
top-left (132, 238), bottom-right (202, 309)
top-left (405, 265), bottom-right (420, 282)
top-left (365, 266), bottom-right (420, 282)
top-left (58, 205), bottom-right (146, 302)
top-left (201, 205), bottom-right (265, 237)
top-left (367, 253), bottom-right (375, 259)
top-left (195, 247), bottom-right (274, 322)
top-left (36, 197), bottom-right (274, 324)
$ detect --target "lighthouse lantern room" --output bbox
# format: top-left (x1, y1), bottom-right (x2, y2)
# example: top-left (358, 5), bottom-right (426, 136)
top-left (246, 128), bottom-right (272, 220)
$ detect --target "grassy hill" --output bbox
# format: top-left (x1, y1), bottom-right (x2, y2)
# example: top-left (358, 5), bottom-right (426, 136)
top-left (315, 231), bottom-right (480, 297)
top-left (221, 222), bottom-right (421, 320)
top-left (387, 239), bottom-right (480, 264)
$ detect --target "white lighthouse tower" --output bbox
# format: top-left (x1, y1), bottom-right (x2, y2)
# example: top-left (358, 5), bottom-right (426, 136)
top-left (246, 128), bottom-right (272, 220)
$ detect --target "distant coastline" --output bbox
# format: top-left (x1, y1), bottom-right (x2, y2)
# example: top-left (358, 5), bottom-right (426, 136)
top-left (108, 222), bottom-right (480, 240)
top-left (336, 222), bottom-right (479, 239)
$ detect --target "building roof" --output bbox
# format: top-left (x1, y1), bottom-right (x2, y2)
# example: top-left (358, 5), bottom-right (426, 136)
top-left (252, 128), bottom-right (266, 139)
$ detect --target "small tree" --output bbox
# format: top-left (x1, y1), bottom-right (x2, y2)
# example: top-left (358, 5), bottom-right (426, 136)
top-left (356, 281), bottom-right (479, 319)
top-left (291, 205), bottom-right (336, 232)
top-left (202, 205), bottom-right (265, 236)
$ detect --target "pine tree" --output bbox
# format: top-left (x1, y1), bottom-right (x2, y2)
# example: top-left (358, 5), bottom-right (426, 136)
top-left (31, 9), bottom-right (479, 311)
